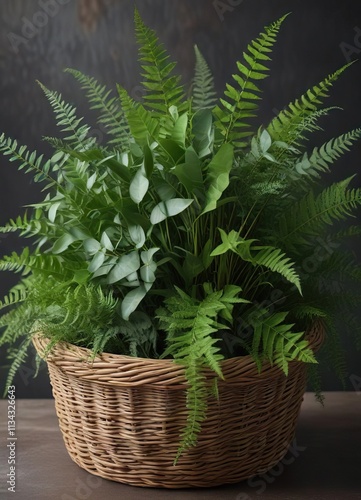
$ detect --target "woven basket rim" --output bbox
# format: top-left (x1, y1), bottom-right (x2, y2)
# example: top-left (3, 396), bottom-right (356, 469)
top-left (32, 321), bottom-right (324, 388)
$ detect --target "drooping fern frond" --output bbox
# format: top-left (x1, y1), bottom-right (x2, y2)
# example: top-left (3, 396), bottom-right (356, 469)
top-left (64, 69), bottom-right (130, 148)
top-left (267, 62), bottom-right (354, 142)
top-left (307, 363), bottom-right (325, 405)
top-left (249, 311), bottom-right (317, 375)
top-left (157, 285), bottom-right (243, 461)
top-left (251, 245), bottom-right (302, 293)
top-left (37, 81), bottom-right (94, 151)
top-left (211, 232), bottom-right (301, 292)
top-left (213, 14), bottom-right (289, 148)
top-left (321, 319), bottom-right (347, 386)
top-left (2, 337), bottom-right (34, 395)
top-left (134, 9), bottom-right (186, 116)
top-left (192, 46), bottom-right (217, 111)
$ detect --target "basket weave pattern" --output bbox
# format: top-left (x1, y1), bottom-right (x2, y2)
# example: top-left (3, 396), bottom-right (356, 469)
top-left (33, 323), bottom-right (323, 488)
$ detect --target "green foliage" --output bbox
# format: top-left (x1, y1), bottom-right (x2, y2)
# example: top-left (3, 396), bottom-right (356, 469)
top-left (267, 63), bottom-right (354, 143)
top-left (247, 311), bottom-right (317, 375)
top-left (37, 81), bottom-right (94, 150)
top-left (134, 8), bottom-right (186, 117)
top-left (157, 284), bottom-right (243, 460)
top-left (1, 11), bottom-right (361, 458)
top-left (214, 14), bottom-right (289, 147)
top-left (64, 68), bottom-right (130, 148)
top-left (192, 46), bottom-right (217, 111)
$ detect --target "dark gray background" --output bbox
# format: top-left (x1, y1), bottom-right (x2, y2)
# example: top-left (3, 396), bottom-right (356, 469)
top-left (0, 0), bottom-right (360, 397)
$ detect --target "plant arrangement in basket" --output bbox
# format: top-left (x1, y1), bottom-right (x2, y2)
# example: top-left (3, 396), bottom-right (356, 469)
top-left (1, 11), bottom-right (361, 460)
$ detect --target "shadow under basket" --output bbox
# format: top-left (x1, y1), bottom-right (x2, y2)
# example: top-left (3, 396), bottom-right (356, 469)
top-left (32, 323), bottom-right (324, 489)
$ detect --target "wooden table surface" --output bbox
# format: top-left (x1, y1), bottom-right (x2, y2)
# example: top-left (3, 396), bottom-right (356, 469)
top-left (0, 393), bottom-right (360, 500)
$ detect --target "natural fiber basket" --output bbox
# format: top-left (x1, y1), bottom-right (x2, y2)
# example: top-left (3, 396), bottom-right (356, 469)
top-left (33, 322), bottom-right (324, 489)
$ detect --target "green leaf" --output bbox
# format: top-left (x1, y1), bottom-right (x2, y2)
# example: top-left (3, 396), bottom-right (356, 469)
top-left (129, 166), bottom-right (149, 204)
top-left (173, 147), bottom-right (204, 195)
top-left (107, 251), bottom-right (140, 284)
top-left (52, 234), bottom-right (76, 254)
top-left (150, 198), bottom-right (193, 224)
top-left (100, 232), bottom-right (114, 251)
top-left (121, 283), bottom-right (151, 320)
top-left (88, 251), bottom-right (105, 273)
top-left (259, 129), bottom-right (272, 152)
top-left (143, 144), bottom-right (154, 178)
top-left (202, 143), bottom-right (234, 214)
top-left (192, 109), bottom-right (214, 158)
top-left (128, 225), bottom-right (146, 249)
top-left (171, 113), bottom-right (188, 146)
top-left (84, 238), bottom-right (101, 255)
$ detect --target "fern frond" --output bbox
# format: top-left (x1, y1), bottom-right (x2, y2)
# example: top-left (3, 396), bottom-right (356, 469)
top-left (0, 249), bottom-right (74, 281)
top-left (37, 81), bottom-right (94, 150)
top-left (214, 14), bottom-right (288, 148)
top-left (307, 363), bottom-right (325, 405)
top-left (117, 85), bottom-right (159, 145)
top-left (292, 304), bottom-right (328, 320)
top-left (192, 46), bottom-right (217, 111)
top-left (292, 129), bottom-right (361, 178)
top-left (65, 69), bottom-right (130, 148)
top-left (252, 245), bottom-right (302, 293)
top-left (279, 177), bottom-right (361, 246)
top-left (250, 311), bottom-right (316, 375)
top-left (134, 9), bottom-right (186, 116)
top-left (2, 337), bottom-right (33, 395)
top-left (0, 134), bottom-right (55, 185)
top-left (322, 320), bottom-right (347, 385)
top-left (267, 63), bottom-right (354, 142)
top-left (157, 286), bottom-right (243, 461)
top-left (0, 281), bottom-right (28, 311)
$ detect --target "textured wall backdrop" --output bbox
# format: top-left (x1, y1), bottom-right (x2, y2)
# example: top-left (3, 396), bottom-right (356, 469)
top-left (1, 0), bottom-right (361, 396)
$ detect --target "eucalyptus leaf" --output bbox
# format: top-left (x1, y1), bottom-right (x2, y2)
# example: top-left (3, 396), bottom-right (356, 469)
top-left (121, 283), bottom-right (152, 320)
top-left (260, 129), bottom-right (272, 153)
top-left (140, 261), bottom-right (157, 282)
top-left (129, 166), bottom-right (149, 204)
top-left (52, 233), bottom-right (76, 254)
top-left (84, 238), bottom-right (101, 255)
top-left (100, 232), bottom-right (114, 251)
top-left (150, 198), bottom-right (193, 225)
top-left (48, 201), bottom-right (62, 223)
top-left (128, 225), bottom-right (146, 249)
top-left (88, 251), bottom-right (105, 273)
top-left (141, 248), bottom-right (159, 264)
top-left (107, 251), bottom-right (140, 284)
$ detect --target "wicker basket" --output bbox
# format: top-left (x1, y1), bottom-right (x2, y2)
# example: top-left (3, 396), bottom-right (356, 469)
top-left (32, 323), bottom-right (324, 489)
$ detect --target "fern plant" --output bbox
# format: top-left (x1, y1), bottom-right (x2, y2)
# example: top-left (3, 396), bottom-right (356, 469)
top-left (1, 10), bottom-right (361, 461)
